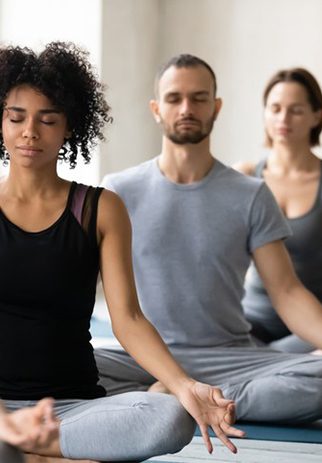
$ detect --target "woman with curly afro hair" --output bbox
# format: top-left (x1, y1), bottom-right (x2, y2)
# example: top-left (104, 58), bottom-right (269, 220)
top-left (0, 42), bottom-right (243, 462)
top-left (0, 41), bottom-right (110, 168)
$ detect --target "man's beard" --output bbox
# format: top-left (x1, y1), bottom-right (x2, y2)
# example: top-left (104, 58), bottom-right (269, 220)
top-left (162, 114), bottom-right (215, 145)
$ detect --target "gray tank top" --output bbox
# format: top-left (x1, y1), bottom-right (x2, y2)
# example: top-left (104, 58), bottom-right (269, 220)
top-left (243, 158), bottom-right (322, 326)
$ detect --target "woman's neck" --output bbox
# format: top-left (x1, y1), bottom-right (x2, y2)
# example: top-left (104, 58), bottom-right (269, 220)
top-left (268, 143), bottom-right (320, 174)
top-left (3, 167), bottom-right (63, 200)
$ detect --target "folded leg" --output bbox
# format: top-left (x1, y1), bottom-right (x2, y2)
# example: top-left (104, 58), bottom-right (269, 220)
top-left (58, 392), bottom-right (195, 461)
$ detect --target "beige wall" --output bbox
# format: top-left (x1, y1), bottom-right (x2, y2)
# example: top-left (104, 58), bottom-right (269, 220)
top-left (100, 0), bottom-right (161, 176)
top-left (100, 0), bottom-right (322, 180)
top-left (1, 0), bottom-right (322, 182)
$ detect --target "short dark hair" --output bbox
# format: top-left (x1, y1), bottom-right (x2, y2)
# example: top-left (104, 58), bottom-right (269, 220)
top-left (155, 54), bottom-right (217, 97)
top-left (263, 68), bottom-right (322, 147)
top-left (0, 41), bottom-right (112, 167)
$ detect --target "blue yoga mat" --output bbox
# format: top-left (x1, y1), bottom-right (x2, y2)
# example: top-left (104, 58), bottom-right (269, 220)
top-left (195, 420), bottom-right (322, 444)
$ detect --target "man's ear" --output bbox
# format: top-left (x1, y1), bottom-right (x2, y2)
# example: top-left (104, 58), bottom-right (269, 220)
top-left (149, 99), bottom-right (161, 123)
top-left (214, 98), bottom-right (223, 120)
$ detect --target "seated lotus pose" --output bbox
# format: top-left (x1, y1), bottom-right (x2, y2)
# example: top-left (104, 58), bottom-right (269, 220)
top-left (235, 68), bottom-right (322, 354)
top-left (0, 43), bottom-right (243, 462)
top-left (97, 54), bottom-right (322, 424)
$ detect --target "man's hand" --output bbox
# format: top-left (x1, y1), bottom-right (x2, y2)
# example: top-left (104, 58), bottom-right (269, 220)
top-left (0, 398), bottom-right (59, 453)
top-left (177, 381), bottom-right (245, 454)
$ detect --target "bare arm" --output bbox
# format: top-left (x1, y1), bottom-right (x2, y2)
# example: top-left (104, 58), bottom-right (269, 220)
top-left (97, 190), bottom-right (244, 454)
top-left (253, 240), bottom-right (322, 348)
top-left (232, 161), bottom-right (256, 176)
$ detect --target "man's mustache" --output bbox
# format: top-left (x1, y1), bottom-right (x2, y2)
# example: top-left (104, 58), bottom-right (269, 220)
top-left (176, 117), bottom-right (200, 124)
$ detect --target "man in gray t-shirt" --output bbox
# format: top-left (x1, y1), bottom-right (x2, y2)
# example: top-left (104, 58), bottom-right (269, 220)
top-left (96, 54), bottom-right (322, 423)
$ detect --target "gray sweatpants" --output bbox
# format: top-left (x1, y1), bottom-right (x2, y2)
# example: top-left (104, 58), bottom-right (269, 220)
top-left (4, 392), bottom-right (195, 461)
top-left (95, 345), bottom-right (322, 423)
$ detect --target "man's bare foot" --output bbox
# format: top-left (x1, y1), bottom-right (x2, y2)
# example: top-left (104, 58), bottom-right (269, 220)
top-left (25, 455), bottom-right (99, 463)
top-left (148, 381), bottom-right (170, 393)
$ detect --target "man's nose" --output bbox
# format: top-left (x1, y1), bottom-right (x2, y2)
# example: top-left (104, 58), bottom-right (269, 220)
top-left (179, 99), bottom-right (193, 116)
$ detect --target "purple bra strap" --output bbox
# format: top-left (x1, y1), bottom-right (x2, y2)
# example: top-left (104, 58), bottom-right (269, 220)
top-left (70, 183), bottom-right (89, 225)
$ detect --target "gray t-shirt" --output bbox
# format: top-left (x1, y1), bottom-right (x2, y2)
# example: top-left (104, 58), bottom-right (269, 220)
top-left (101, 157), bottom-right (291, 347)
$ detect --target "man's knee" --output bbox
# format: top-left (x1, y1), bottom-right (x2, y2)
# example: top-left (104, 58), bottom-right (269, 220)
top-left (232, 376), bottom-right (322, 422)
top-left (0, 442), bottom-right (24, 463)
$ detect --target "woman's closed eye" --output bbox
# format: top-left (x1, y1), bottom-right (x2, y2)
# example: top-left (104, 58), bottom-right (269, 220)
top-left (40, 120), bottom-right (56, 125)
top-left (9, 118), bottom-right (56, 125)
top-left (9, 118), bottom-right (23, 123)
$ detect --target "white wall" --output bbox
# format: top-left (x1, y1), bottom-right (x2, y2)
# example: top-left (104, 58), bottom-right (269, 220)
top-left (0, 0), bottom-right (103, 184)
top-left (100, 0), bottom-right (161, 176)
top-left (1, 0), bottom-right (322, 181)
top-left (100, 0), bottom-right (322, 179)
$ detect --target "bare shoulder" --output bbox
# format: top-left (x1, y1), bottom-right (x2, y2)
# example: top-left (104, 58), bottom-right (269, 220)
top-left (97, 188), bottom-right (131, 235)
top-left (99, 187), bottom-right (124, 206)
top-left (232, 161), bottom-right (256, 176)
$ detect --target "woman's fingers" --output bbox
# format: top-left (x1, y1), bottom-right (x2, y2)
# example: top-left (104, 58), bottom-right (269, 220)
top-left (199, 423), bottom-right (213, 454)
top-left (222, 403), bottom-right (245, 437)
top-left (197, 418), bottom-right (238, 454)
top-left (212, 424), bottom-right (237, 454)
top-left (212, 393), bottom-right (235, 409)
top-left (0, 398), bottom-right (59, 452)
top-left (221, 421), bottom-right (245, 437)
top-left (181, 382), bottom-right (243, 454)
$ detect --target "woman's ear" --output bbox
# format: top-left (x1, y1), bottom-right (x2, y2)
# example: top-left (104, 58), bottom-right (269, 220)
top-left (313, 109), bottom-right (322, 127)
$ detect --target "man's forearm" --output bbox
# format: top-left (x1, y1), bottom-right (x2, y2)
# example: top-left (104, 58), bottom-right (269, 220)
top-left (274, 283), bottom-right (322, 349)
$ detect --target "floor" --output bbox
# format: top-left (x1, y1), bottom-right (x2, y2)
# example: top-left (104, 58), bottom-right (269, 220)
top-left (150, 436), bottom-right (322, 463)
top-left (24, 457), bottom-right (97, 463)
top-left (24, 437), bottom-right (322, 463)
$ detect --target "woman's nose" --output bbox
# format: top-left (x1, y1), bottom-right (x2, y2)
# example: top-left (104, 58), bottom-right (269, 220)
top-left (22, 119), bottom-right (39, 139)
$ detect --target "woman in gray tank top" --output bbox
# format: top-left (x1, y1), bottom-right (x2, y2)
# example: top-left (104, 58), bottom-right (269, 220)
top-left (235, 68), bottom-right (322, 354)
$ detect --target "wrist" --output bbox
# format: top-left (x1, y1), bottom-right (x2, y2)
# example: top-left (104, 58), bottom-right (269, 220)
top-left (168, 375), bottom-right (196, 397)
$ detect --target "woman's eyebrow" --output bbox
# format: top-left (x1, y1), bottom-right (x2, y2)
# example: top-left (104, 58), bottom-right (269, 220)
top-left (5, 106), bottom-right (62, 114)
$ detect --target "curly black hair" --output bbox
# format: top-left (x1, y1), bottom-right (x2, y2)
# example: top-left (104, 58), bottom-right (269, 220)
top-left (0, 41), bottom-right (112, 167)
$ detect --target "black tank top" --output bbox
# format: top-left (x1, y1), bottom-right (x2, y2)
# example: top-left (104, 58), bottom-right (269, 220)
top-left (255, 159), bottom-right (322, 291)
top-left (0, 182), bottom-right (106, 400)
